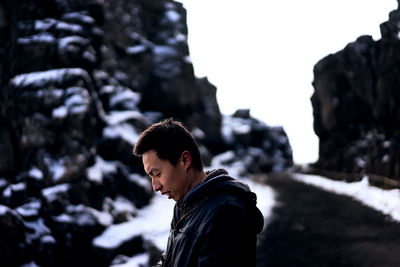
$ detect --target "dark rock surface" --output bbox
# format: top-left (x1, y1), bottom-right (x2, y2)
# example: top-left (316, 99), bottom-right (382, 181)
top-left (311, 1), bottom-right (400, 185)
top-left (0, 0), bottom-right (293, 266)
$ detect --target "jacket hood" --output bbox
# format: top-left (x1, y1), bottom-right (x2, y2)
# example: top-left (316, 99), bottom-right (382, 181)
top-left (178, 168), bottom-right (264, 234)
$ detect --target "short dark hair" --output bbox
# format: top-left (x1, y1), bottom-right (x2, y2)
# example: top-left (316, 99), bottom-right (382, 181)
top-left (133, 118), bottom-right (204, 171)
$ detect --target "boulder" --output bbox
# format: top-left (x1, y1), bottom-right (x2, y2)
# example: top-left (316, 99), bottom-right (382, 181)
top-left (311, 4), bottom-right (400, 185)
top-left (0, 205), bottom-right (26, 266)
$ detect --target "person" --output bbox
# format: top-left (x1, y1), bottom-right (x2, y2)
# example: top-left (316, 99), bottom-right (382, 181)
top-left (133, 118), bottom-right (264, 267)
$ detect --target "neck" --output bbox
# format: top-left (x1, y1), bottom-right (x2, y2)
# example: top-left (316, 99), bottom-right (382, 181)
top-left (185, 168), bottom-right (207, 195)
top-left (191, 169), bottom-right (207, 187)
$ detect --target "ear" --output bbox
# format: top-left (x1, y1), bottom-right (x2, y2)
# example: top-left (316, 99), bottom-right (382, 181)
top-left (181, 151), bottom-right (192, 170)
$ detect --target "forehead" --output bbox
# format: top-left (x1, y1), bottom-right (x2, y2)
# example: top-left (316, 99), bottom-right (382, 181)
top-left (142, 150), bottom-right (167, 174)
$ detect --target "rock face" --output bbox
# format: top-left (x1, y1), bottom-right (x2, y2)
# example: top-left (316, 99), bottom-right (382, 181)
top-left (0, 0), bottom-right (293, 266)
top-left (311, 2), bottom-right (400, 186)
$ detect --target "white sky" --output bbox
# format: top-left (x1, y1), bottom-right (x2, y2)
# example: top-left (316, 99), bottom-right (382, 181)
top-left (177, 0), bottom-right (398, 164)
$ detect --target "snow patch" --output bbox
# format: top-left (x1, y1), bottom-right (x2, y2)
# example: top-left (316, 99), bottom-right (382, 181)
top-left (24, 218), bottom-right (52, 244)
top-left (93, 193), bottom-right (174, 250)
top-left (106, 111), bottom-right (148, 125)
top-left (11, 68), bottom-right (90, 90)
top-left (111, 253), bottom-right (150, 267)
top-left (165, 10), bottom-right (180, 23)
top-left (293, 174), bottom-right (400, 222)
top-left (52, 106), bottom-right (68, 118)
top-left (128, 174), bottom-right (152, 194)
top-left (18, 33), bottom-right (56, 44)
top-left (42, 184), bottom-right (70, 202)
top-left (86, 156), bottom-right (117, 184)
top-left (126, 45), bottom-right (147, 55)
top-left (0, 205), bottom-right (10, 215)
top-left (153, 45), bottom-right (178, 57)
top-left (55, 21), bottom-right (83, 34)
top-left (29, 167), bottom-right (44, 180)
top-left (62, 12), bottom-right (95, 25)
top-left (103, 123), bottom-right (139, 145)
top-left (109, 89), bottom-right (140, 109)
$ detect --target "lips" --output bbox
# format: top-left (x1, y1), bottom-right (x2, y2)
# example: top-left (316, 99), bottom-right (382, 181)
top-left (162, 191), bottom-right (172, 199)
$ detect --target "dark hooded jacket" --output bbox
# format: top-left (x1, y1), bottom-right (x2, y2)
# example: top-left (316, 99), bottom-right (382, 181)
top-left (158, 168), bottom-right (264, 267)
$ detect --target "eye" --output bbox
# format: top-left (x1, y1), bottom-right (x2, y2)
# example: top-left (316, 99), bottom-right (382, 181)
top-left (148, 172), bottom-right (161, 179)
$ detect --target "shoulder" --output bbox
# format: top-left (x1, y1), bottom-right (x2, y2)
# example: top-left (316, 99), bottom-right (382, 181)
top-left (201, 192), bottom-right (249, 221)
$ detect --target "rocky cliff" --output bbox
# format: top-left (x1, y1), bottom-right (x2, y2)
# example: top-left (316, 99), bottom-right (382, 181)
top-left (311, 1), bottom-right (400, 187)
top-left (0, 0), bottom-right (292, 266)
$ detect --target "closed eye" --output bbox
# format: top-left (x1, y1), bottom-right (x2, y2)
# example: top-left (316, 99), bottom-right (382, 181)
top-left (148, 171), bottom-right (161, 179)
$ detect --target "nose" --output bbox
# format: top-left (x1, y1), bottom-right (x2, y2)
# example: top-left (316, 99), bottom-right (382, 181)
top-left (151, 178), bottom-right (162, 192)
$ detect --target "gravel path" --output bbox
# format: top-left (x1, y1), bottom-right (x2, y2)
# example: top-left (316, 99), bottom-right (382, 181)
top-left (256, 172), bottom-right (400, 267)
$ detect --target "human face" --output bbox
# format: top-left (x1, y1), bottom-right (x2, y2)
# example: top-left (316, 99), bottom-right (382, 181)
top-left (142, 150), bottom-right (191, 202)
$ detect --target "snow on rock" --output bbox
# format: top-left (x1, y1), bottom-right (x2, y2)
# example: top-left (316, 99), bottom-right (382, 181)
top-left (104, 195), bottom-right (138, 223)
top-left (20, 262), bottom-right (40, 267)
top-left (86, 156), bottom-right (118, 184)
top-left (58, 36), bottom-right (89, 51)
top-left (34, 18), bottom-right (58, 31)
top-left (52, 106), bottom-right (68, 118)
top-left (58, 36), bottom-right (97, 65)
top-left (293, 174), bottom-right (400, 222)
top-left (62, 12), bottom-right (96, 25)
top-left (93, 193), bottom-right (174, 251)
top-left (101, 110), bottom-right (150, 147)
top-left (106, 111), bottom-right (149, 126)
top-left (109, 89), bottom-right (141, 110)
top-left (153, 45), bottom-right (178, 58)
top-left (55, 21), bottom-right (84, 35)
top-left (165, 10), bottom-right (180, 23)
top-left (53, 204), bottom-right (100, 226)
top-left (51, 86), bottom-right (91, 119)
top-left (24, 218), bottom-right (52, 244)
top-left (2, 182), bottom-right (28, 208)
top-left (220, 112), bottom-right (293, 173)
top-left (222, 115), bottom-right (251, 144)
top-left (65, 87), bottom-right (91, 113)
top-left (41, 184), bottom-right (70, 204)
top-left (110, 253), bottom-right (150, 267)
top-left (125, 45), bottom-right (148, 55)
top-left (128, 174), bottom-right (152, 195)
top-left (44, 157), bottom-right (67, 183)
top-left (16, 199), bottom-right (41, 220)
top-left (10, 68), bottom-right (91, 90)
top-left (0, 178), bottom-right (7, 190)
top-left (28, 167), bottom-right (44, 181)
top-left (103, 123), bottom-right (140, 146)
top-left (0, 204), bottom-right (15, 216)
top-left (88, 206), bottom-right (114, 227)
top-left (18, 33), bottom-right (56, 44)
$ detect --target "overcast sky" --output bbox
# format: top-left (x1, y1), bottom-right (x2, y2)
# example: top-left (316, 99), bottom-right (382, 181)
top-left (177, 0), bottom-right (397, 164)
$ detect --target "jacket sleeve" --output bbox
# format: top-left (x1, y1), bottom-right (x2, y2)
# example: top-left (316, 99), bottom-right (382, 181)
top-left (197, 203), bottom-right (257, 267)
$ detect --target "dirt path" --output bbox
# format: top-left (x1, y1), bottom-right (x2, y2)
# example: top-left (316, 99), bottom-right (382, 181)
top-left (256, 172), bottom-right (400, 267)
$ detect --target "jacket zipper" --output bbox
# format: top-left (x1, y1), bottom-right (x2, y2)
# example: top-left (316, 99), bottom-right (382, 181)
top-left (162, 195), bottom-right (211, 266)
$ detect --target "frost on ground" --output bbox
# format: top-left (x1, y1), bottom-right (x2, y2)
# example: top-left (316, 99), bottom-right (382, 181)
top-left (293, 173), bottom-right (400, 222)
